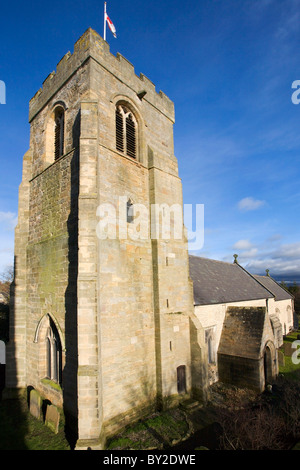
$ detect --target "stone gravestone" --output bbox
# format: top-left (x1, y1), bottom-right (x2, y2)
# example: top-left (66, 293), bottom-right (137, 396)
top-left (45, 404), bottom-right (60, 434)
top-left (278, 349), bottom-right (285, 367)
top-left (0, 340), bottom-right (5, 364)
top-left (283, 342), bottom-right (293, 357)
top-left (29, 389), bottom-right (42, 420)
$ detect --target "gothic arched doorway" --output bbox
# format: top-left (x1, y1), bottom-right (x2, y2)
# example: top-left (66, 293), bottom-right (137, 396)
top-left (177, 365), bottom-right (186, 394)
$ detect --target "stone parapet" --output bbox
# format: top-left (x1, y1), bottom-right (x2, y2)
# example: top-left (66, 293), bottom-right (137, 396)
top-left (29, 28), bottom-right (174, 123)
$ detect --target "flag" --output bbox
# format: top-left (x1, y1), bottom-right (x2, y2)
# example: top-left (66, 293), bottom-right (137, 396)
top-left (106, 13), bottom-right (117, 38)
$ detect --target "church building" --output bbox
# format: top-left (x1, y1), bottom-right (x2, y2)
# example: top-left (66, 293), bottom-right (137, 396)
top-left (5, 28), bottom-right (294, 449)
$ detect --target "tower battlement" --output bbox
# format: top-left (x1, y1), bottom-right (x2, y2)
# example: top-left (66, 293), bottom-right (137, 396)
top-left (29, 28), bottom-right (174, 123)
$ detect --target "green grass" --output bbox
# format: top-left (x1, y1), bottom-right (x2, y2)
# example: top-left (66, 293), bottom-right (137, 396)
top-left (282, 330), bottom-right (299, 343)
top-left (0, 395), bottom-right (71, 450)
top-left (106, 408), bottom-right (189, 450)
top-left (279, 330), bottom-right (300, 381)
top-left (145, 411), bottom-right (188, 439)
top-left (279, 355), bottom-right (300, 380)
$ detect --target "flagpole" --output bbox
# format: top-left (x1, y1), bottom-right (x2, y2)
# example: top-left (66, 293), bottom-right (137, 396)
top-left (104, 2), bottom-right (107, 41)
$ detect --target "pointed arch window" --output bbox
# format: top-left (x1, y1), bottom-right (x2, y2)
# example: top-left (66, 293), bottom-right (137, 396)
top-left (115, 104), bottom-right (137, 159)
top-left (45, 319), bottom-right (62, 384)
top-left (54, 107), bottom-right (65, 160)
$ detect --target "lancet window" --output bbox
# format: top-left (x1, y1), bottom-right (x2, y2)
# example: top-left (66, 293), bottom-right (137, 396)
top-left (54, 107), bottom-right (65, 160)
top-left (45, 319), bottom-right (62, 384)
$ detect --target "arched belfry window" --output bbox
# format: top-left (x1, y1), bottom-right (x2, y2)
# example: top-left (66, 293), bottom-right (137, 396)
top-left (116, 104), bottom-right (137, 159)
top-left (54, 107), bottom-right (64, 160)
top-left (45, 318), bottom-right (62, 384)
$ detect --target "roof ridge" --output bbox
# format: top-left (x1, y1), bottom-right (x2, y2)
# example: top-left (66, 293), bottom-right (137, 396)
top-left (235, 263), bottom-right (275, 298)
top-left (249, 273), bottom-right (293, 300)
top-left (189, 254), bottom-right (238, 267)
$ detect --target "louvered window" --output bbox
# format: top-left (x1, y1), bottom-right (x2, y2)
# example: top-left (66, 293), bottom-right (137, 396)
top-left (116, 106), bottom-right (124, 152)
top-left (126, 114), bottom-right (136, 158)
top-left (54, 108), bottom-right (64, 160)
top-left (116, 105), bottom-right (137, 159)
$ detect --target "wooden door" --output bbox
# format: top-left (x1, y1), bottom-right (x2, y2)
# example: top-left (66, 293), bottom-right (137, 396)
top-left (177, 365), bottom-right (186, 394)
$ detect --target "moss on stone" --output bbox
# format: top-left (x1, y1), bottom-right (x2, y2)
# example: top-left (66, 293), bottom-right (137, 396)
top-left (41, 378), bottom-right (62, 392)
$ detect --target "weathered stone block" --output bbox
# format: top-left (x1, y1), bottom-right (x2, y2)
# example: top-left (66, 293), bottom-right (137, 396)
top-left (278, 349), bottom-right (285, 366)
top-left (45, 404), bottom-right (60, 434)
top-left (29, 388), bottom-right (42, 420)
top-left (283, 342), bottom-right (293, 357)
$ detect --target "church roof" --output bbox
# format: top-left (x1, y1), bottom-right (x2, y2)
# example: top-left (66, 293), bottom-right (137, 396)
top-left (218, 306), bottom-right (267, 359)
top-left (253, 274), bottom-right (294, 301)
top-left (189, 255), bottom-right (274, 306)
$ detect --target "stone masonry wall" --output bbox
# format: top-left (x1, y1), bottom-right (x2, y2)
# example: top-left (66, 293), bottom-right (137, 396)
top-left (26, 150), bottom-right (78, 413)
top-left (88, 34), bottom-right (198, 432)
top-left (6, 150), bottom-right (32, 389)
top-left (12, 55), bottom-right (89, 420)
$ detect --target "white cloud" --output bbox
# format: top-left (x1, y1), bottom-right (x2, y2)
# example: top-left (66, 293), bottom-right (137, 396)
top-left (233, 239), bottom-right (254, 250)
top-left (219, 237), bottom-right (300, 279)
top-left (237, 197), bottom-right (266, 212)
top-left (231, 242), bottom-right (258, 263)
top-left (246, 258), bottom-right (300, 278)
top-left (240, 248), bottom-right (258, 259)
top-left (0, 211), bottom-right (17, 231)
top-left (273, 243), bottom-right (300, 260)
top-left (242, 241), bottom-right (300, 278)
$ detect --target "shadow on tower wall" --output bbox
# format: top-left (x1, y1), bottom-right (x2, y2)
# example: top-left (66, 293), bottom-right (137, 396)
top-left (62, 110), bottom-right (81, 448)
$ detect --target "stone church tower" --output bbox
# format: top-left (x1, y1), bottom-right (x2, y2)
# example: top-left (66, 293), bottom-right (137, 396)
top-left (6, 28), bottom-right (207, 449)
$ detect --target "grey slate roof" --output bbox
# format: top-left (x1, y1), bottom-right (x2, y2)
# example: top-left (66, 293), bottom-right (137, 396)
top-left (253, 275), bottom-right (294, 301)
top-left (189, 255), bottom-right (274, 306)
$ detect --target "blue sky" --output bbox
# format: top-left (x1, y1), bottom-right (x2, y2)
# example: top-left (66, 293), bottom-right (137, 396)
top-left (0, 0), bottom-right (300, 280)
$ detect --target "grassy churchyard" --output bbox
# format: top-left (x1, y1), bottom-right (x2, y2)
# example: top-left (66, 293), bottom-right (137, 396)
top-left (1, 329), bottom-right (300, 450)
top-left (279, 330), bottom-right (300, 380)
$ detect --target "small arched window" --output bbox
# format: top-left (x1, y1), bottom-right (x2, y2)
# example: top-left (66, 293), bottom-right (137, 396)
top-left (54, 107), bottom-right (65, 160)
top-left (127, 199), bottom-right (134, 223)
top-left (116, 104), bottom-right (137, 159)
